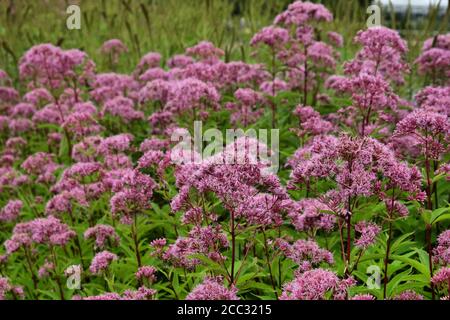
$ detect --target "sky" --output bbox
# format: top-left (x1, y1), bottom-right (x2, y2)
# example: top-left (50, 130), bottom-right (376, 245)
top-left (377, 0), bottom-right (448, 6)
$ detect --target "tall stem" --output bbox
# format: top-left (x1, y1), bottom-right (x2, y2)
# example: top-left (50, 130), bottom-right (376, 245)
top-left (23, 247), bottom-right (38, 295)
top-left (426, 224), bottom-right (435, 300)
top-left (51, 246), bottom-right (65, 300)
top-left (424, 152), bottom-right (436, 299)
top-left (262, 229), bottom-right (278, 299)
top-left (345, 214), bottom-right (352, 273)
top-left (270, 48), bottom-right (276, 129)
top-left (383, 220), bottom-right (393, 299)
top-left (303, 45), bottom-right (308, 105)
top-left (345, 195), bottom-right (352, 273)
top-left (132, 214), bottom-right (142, 268)
top-left (433, 160), bottom-right (439, 208)
top-left (230, 209), bottom-right (236, 284)
top-left (68, 208), bottom-right (84, 267)
top-left (277, 226), bottom-right (282, 287)
top-left (383, 189), bottom-right (396, 299)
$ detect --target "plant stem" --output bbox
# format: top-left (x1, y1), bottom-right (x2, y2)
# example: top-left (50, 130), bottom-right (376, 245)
top-left (426, 224), bottom-right (435, 300)
top-left (68, 208), bottom-right (84, 267)
top-left (132, 214), bottom-right (142, 268)
top-left (230, 209), bottom-right (236, 284)
top-left (271, 48), bottom-right (276, 128)
top-left (262, 229), bottom-right (278, 299)
top-left (383, 220), bottom-right (393, 299)
top-left (424, 152), bottom-right (436, 299)
top-left (433, 160), bottom-right (439, 208)
top-left (51, 246), bottom-right (65, 300)
top-left (277, 226), bottom-right (282, 287)
top-left (303, 44), bottom-right (308, 105)
top-left (346, 215), bottom-right (351, 265)
top-left (23, 247), bottom-right (38, 295)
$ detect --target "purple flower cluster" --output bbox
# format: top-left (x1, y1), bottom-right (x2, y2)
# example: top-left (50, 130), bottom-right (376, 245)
top-left (89, 250), bottom-right (118, 274)
top-left (354, 221), bottom-right (381, 249)
top-left (276, 238), bottom-right (334, 272)
top-left (5, 216), bottom-right (76, 254)
top-left (0, 200), bottom-right (23, 222)
top-left (280, 268), bottom-right (354, 300)
top-left (186, 276), bottom-right (239, 300)
top-left (84, 224), bottom-right (120, 250)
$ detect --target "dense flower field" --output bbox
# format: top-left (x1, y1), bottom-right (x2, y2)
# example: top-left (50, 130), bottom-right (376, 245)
top-left (0, 1), bottom-right (449, 300)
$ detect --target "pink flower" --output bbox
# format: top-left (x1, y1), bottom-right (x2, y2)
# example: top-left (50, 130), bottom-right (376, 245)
top-left (138, 67), bottom-right (168, 82)
top-left (101, 39), bottom-right (128, 64)
top-left (0, 200), bottom-right (23, 222)
top-left (19, 44), bottom-right (91, 89)
top-left (227, 88), bottom-right (265, 126)
top-left (0, 277), bottom-right (24, 300)
top-left (62, 111), bottom-right (103, 139)
top-left (5, 216), bottom-right (75, 253)
top-left (394, 109), bottom-right (449, 159)
top-left (186, 41), bottom-right (224, 62)
top-left (163, 225), bottom-right (228, 269)
top-left (135, 266), bottom-right (157, 284)
top-left (276, 238), bottom-right (334, 272)
top-left (0, 87), bottom-right (19, 103)
top-left (38, 260), bottom-right (55, 278)
top-left (71, 136), bottom-right (103, 162)
top-left (286, 198), bottom-right (335, 233)
top-left (186, 276), bottom-right (239, 300)
top-left (98, 133), bottom-right (134, 155)
top-left (165, 78), bottom-right (220, 117)
top-left (78, 286), bottom-right (155, 300)
top-left (259, 78), bottom-right (289, 96)
top-left (432, 267), bottom-right (450, 288)
top-left (84, 224), bottom-right (120, 249)
top-left (416, 33), bottom-right (450, 85)
top-left (433, 230), bottom-right (450, 266)
top-left (250, 26), bottom-right (289, 48)
top-left (21, 152), bottom-right (59, 183)
top-left (274, 1), bottom-right (333, 26)
top-left (90, 73), bottom-right (138, 103)
top-left (345, 27), bottom-right (408, 84)
top-left (134, 52), bottom-right (162, 76)
top-left (45, 188), bottom-right (88, 215)
top-left (101, 96), bottom-right (144, 123)
top-left (280, 268), bottom-right (354, 300)
top-left (327, 31), bottom-right (343, 47)
top-left (109, 169), bottom-right (156, 220)
top-left (23, 88), bottom-right (53, 106)
top-left (354, 221), bottom-right (381, 249)
top-left (9, 103), bottom-right (36, 118)
top-left (138, 79), bottom-right (170, 104)
top-left (352, 294), bottom-right (376, 300)
top-left (415, 86), bottom-right (450, 116)
top-left (167, 54), bottom-right (194, 68)
top-left (139, 138), bottom-right (169, 152)
top-left (392, 290), bottom-right (424, 300)
top-left (89, 250), bottom-right (117, 274)
top-left (292, 105), bottom-right (334, 138)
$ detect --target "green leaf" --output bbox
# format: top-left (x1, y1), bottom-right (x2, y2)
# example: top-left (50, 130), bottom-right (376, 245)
top-left (430, 206), bottom-right (450, 224)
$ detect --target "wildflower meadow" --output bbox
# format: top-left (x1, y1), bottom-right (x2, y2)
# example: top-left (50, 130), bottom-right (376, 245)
top-left (0, 0), bottom-right (449, 303)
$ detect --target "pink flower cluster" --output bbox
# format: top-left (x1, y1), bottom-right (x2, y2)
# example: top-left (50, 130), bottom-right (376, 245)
top-left (276, 238), bottom-right (334, 272)
top-left (5, 216), bottom-right (76, 254)
top-left (280, 268), bottom-right (354, 300)
top-left (89, 250), bottom-right (118, 274)
top-left (0, 200), bottom-right (23, 222)
top-left (84, 224), bottom-right (120, 249)
top-left (101, 39), bottom-right (129, 65)
top-left (186, 276), bottom-right (239, 300)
